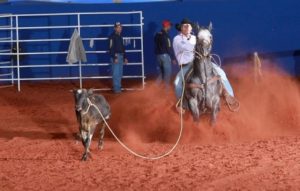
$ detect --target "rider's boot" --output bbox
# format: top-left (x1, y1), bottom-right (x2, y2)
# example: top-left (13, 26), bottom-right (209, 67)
top-left (175, 98), bottom-right (186, 114)
top-left (222, 88), bottom-right (240, 112)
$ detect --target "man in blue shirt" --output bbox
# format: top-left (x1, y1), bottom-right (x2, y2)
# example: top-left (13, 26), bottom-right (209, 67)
top-left (109, 22), bottom-right (128, 93)
top-left (154, 20), bottom-right (176, 90)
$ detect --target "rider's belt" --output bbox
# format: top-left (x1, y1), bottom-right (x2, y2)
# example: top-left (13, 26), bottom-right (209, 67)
top-left (180, 62), bottom-right (192, 67)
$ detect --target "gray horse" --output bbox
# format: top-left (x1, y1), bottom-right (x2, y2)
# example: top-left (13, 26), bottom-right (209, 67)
top-left (73, 89), bottom-right (111, 161)
top-left (183, 23), bottom-right (222, 125)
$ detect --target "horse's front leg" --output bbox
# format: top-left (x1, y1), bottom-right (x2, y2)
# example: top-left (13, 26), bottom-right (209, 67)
top-left (98, 123), bottom-right (105, 150)
top-left (188, 89), bottom-right (200, 122)
top-left (210, 97), bottom-right (221, 126)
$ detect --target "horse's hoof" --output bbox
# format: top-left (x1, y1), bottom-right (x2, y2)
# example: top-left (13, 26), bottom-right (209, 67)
top-left (193, 116), bottom-right (200, 122)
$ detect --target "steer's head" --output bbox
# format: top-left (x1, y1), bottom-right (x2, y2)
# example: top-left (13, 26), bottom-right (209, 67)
top-left (73, 89), bottom-right (93, 111)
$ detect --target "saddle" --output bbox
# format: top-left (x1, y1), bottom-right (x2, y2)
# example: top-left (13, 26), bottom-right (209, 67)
top-left (184, 74), bottom-right (221, 113)
top-left (185, 74), bottom-right (240, 112)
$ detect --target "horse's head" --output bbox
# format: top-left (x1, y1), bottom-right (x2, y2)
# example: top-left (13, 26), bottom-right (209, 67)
top-left (195, 22), bottom-right (213, 57)
top-left (73, 88), bottom-right (94, 111)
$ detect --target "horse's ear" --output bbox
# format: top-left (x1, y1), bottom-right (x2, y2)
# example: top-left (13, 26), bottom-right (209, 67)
top-left (208, 22), bottom-right (213, 32)
top-left (194, 22), bottom-right (201, 34)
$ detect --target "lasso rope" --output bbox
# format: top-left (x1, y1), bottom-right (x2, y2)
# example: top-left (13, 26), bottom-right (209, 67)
top-left (84, 95), bottom-right (184, 160)
top-left (81, 51), bottom-right (192, 160)
top-left (80, 49), bottom-right (235, 159)
top-left (79, 50), bottom-right (196, 160)
top-left (80, 47), bottom-right (227, 160)
top-left (211, 53), bottom-right (222, 67)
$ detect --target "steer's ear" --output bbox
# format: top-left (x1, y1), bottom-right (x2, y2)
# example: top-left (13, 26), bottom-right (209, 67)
top-left (70, 89), bottom-right (77, 94)
top-left (87, 88), bottom-right (94, 95)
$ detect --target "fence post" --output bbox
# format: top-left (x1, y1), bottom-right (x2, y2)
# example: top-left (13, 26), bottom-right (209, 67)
top-left (77, 13), bottom-right (83, 89)
top-left (16, 15), bottom-right (20, 91)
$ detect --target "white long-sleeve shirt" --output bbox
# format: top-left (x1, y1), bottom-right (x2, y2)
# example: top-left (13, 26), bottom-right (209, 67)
top-left (173, 33), bottom-right (196, 65)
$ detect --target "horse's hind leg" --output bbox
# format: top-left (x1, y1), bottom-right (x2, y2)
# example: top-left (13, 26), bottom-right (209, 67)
top-left (98, 123), bottom-right (105, 150)
top-left (189, 97), bottom-right (200, 122)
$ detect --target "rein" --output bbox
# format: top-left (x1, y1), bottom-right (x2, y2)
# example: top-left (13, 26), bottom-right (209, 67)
top-left (186, 50), bottom-right (220, 90)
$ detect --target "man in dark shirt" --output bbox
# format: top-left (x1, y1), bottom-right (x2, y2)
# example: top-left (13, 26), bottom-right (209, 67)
top-left (154, 20), bottom-right (176, 89)
top-left (109, 22), bottom-right (128, 93)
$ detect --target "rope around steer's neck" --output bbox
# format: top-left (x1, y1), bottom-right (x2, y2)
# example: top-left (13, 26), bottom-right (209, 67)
top-left (81, 99), bottom-right (92, 115)
top-left (84, 97), bottom-right (184, 160)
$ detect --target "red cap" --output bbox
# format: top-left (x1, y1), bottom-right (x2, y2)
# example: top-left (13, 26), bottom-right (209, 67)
top-left (162, 20), bottom-right (172, 28)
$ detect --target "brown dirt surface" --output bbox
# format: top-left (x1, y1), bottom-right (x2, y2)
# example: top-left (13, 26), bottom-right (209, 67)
top-left (0, 66), bottom-right (299, 191)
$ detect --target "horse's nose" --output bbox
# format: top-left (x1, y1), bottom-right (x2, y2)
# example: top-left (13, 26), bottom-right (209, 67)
top-left (203, 40), bottom-right (211, 46)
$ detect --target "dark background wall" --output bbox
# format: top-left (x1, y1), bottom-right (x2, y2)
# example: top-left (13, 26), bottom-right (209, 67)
top-left (0, 0), bottom-right (300, 78)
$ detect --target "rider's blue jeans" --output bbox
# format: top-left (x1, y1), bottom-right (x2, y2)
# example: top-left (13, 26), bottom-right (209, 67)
top-left (212, 63), bottom-right (234, 97)
top-left (174, 62), bottom-right (193, 100)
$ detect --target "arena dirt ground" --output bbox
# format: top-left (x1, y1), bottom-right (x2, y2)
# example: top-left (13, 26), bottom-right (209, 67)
top-left (0, 65), bottom-right (299, 191)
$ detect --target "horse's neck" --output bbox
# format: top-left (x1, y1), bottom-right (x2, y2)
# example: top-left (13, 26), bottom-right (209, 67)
top-left (193, 55), bottom-right (214, 83)
top-left (194, 55), bottom-right (211, 70)
top-left (193, 56), bottom-right (203, 75)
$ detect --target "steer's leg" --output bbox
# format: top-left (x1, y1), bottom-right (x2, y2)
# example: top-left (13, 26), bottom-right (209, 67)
top-left (98, 123), bottom-right (105, 150)
top-left (81, 125), bottom-right (95, 161)
top-left (81, 130), bottom-right (88, 161)
top-left (75, 124), bottom-right (82, 144)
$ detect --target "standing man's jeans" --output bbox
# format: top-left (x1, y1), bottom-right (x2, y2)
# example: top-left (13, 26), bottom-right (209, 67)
top-left (212, 63), bottom-right (234, 97)
top-left (156, 54), bottom-right (172, 88)
top-left (174, 62), bottom-right (193, 100)
top-left (111, 53), bottom-right (124, 93)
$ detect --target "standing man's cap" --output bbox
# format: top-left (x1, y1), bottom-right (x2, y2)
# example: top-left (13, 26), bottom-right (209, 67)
top-left (162, 20), bottom-right (172, 28)
top-left (114, 22), bottom-right (122, 27)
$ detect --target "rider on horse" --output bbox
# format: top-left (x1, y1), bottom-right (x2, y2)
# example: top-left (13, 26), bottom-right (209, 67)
top-left (173, 18), bottom-right (238, 114)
